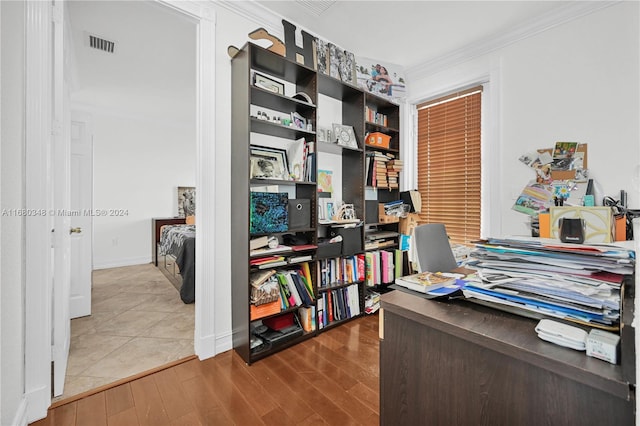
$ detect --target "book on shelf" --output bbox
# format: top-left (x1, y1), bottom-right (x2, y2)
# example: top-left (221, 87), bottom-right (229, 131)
top-left (289, 254), bottom-right (313, 264)
top-left (276, 272), bottom-right (297, 308)
top-left (250, 245), bottom-right (293, 257)
top-left (298, 305), bottom-right (316, 332)
top-left (250, 269), bottom-right (276, 288)
top-left (250, 236), bottom-right (269, 251)
top-left (250, 255), bottom-right (286, 266)
top-left (285, 273), bottom-right (303, 306)
top-left (291, 244), bottom-right (318, 252)
top-left (395, 271), bottom-right (457, 294)
top-left (291, 273), bottom-right (313, 306)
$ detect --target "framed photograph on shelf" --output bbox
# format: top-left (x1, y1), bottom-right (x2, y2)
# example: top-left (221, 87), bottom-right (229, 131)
top-left (332, 123), bottom-right (358, 149)
top-left (250, 145), bottom-right (290, 180)
top-left (291, 112), bottom-right (307, 129)
top-left (253, 72), bottom-right (284, 95)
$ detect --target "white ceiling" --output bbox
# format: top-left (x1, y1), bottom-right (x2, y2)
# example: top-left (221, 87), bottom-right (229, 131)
top-left (67, 0), bottom-right (614, 116)
top-left (254, 0), bottom-right (572, 69)
top-left (67, 0), bottom-right (196, 120)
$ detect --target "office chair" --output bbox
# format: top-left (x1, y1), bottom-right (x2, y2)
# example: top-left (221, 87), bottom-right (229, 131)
top-left (413, 223), bottom-right (458, 273)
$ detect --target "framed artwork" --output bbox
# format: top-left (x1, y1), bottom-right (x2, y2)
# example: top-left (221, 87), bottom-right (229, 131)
top-left (253, 72), bottom-right (285, 95)
top-left (332, 123), bottom-right (358, 149)
top-left (250, 145), bottom-right (290, 180)
top-left (317, 169), bottom-right (333, 193)
top-left (177, 186), bottom-right (196, 217)
top-left (291, 112), bottom-right (306, 129)
top-left (355, 56), bottom-right (407, 102)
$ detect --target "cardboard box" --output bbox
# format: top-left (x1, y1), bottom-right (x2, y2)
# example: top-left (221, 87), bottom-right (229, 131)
top-left (378, 204), bottom-right (399, 223)
top-left (399, 213), bottom-right (420, 236)
top-left (549, 206), bottom-right (614, 243)
top-left (250, 300), bottom-right (281, 321)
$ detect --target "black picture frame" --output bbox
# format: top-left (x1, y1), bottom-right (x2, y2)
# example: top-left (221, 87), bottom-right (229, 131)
top-left (253, 72), bottom-right (285, 95)
top-left (250, 145), bottom-right (290, 180)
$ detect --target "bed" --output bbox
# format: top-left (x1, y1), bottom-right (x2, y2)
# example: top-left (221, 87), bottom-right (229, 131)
top-left (153, 217), bottom-right (195, 304)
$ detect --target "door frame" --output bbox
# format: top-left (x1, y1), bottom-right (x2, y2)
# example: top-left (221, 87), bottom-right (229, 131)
top-left (25, 0), bottom-right (217, 421)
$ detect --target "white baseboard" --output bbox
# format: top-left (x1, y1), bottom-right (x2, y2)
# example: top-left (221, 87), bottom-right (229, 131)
top-left (12, 397), bottom-right (28, 426)
top-left (195, 331), bottom-right (232, 361)
top-left (93, 256), bottom-right (151, 270)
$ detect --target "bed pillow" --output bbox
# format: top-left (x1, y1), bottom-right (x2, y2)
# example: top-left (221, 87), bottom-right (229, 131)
top-left (186, 215), bottom-right (195, 225)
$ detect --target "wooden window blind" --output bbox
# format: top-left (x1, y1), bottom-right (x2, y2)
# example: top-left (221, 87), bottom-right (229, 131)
top-left (416, 87), bottom-right (482, 245)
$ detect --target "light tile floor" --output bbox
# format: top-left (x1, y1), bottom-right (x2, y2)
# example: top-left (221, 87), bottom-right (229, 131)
top-left (53, 263), bottom-right (195, 402)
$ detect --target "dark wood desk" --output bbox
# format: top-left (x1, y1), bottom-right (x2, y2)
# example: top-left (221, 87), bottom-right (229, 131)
top-left (379, 291), bottom-right (635, 425)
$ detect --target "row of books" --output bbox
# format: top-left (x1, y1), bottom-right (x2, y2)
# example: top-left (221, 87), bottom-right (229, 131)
top-left (317, 283), bottom-right (361, 328)
top-left (318, 255), bottom-right (365, 287)
top-left (276, 268), bottom-right (315, 310)
top-left (298, 305), bottom-right (316, 332)
top-left (365, 249), bottom-right (403, 287)
top-left (365, 106), bottom-right (388, 127)
top-left (249, 262), bottom-right (314, 310)
top-left (365, 151), bottom-right (402, 189)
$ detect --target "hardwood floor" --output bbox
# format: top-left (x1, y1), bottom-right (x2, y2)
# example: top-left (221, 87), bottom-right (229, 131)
top-left (32, 313), bottom-right (380, 426)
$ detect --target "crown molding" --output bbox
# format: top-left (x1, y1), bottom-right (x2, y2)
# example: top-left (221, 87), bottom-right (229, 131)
top-left (406, 1), bottom-right (620, 81)
top-left (216, 0), bottom-right (284, 38)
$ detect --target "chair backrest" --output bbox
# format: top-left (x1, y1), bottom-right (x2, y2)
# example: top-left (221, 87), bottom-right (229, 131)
top-left (413, 223), bottom-right (458, 273)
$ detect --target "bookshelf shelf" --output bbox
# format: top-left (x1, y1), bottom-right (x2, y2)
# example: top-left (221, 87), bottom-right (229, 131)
top-left (232, 42), bottom-right (402, 363)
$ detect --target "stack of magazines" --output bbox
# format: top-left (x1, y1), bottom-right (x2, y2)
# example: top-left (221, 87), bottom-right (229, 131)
top-left (464, 237), bottom-right (635, 330)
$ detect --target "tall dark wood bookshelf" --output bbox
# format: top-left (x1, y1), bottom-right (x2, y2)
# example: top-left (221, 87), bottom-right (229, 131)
top-left (231, 42), bottom-right (402, 363)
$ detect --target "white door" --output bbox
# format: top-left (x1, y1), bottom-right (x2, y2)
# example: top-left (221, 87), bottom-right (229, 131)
top-left (52, 0), bottom-right (70, 397)
top-left (69, 112), bottom-right (93, 319)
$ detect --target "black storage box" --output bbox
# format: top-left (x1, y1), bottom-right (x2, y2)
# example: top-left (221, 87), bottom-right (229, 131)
top-left (329, 226), bottom-right (363, 256)
top-left (288, 198), bottom-right (311, 229)
top-left (317, 239), bottom-right (342, 258)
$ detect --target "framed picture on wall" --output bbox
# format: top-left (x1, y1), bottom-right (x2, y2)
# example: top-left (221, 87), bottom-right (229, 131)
top-left (178, 186), bottom-right (196, 217)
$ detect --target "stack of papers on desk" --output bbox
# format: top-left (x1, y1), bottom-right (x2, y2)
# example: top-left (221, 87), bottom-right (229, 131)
top-left (463, 237), bottom-right (635, 330)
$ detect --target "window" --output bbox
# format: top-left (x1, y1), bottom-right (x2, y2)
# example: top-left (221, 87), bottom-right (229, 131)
top-left (416, 87), bottom-right (482, 245)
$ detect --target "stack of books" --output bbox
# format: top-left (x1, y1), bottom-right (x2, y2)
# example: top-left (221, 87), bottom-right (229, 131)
top-left (365, 290), bottom-right (381, 314)
top-left (386, 159), bottom-right (403, 189)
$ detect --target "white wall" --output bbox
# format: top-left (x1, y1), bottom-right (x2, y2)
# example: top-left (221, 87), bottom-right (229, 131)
top-left (91, 112), bottom-right (195, 268)
top-left (0, 2), bottom-right (27, 425)
top-left (407, 2), bottom-right (640, 238)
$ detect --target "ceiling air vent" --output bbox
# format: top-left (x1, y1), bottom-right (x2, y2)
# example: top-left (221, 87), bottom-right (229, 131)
top-left (294, 0), bottom-right (336, 16)
top-left (88, 34), bottom-right (115, 53)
